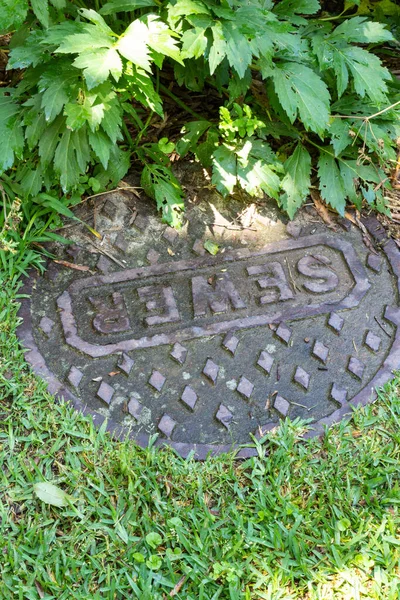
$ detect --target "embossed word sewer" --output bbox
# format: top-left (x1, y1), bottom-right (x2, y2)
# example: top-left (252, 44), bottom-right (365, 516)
top-left (18, 217), bottom-right (400, 459)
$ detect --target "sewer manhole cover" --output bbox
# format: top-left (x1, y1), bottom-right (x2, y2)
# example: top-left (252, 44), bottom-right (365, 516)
top-left (17, 196), bottom-right (400, 458)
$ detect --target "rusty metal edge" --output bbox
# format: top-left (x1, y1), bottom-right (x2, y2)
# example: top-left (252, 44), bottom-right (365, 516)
top-left (15, 218), bottom-right (400, 460)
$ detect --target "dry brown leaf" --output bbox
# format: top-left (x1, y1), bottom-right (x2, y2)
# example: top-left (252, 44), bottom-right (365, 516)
top-left (170, 576), bottom-right (186, 597)
top-left (310, 190), bottom-right (336, 229)
top-left (53, 259), bottom-right (92, 272)
top-left (34, 581), bottom-right (45, 599)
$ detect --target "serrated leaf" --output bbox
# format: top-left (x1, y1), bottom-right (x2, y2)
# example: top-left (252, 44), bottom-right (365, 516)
top-left (196, 130), bottom-right (219, 167)
top-left (42, 22), bottom-right (84, 47)
top-left (53, 130), bottom-right (80, 192)
top-left (272, 62), bottom-right (330, 136)
top-left (342, 47), bottom-right (389, 103)
top-left (147, 16), bottom-right (183, 65)
top-left (329, 119), bottom-right (353, 156)
top-left (33, 482), bottom-right (74, 507)
top-left (176, 120), bottom-right (211, 157)
top-left (209, 22), bottom-right (227, 75)
top-left (141, 164), bottom-right (184, 227)
top-left (274, 0), bottom-right (320, 17)
top-left (95, 145), bottom-right (130, 188)
top-left (0, 0), bottom-right (28, 31)
top-left (38, 116), bottom-right (64, 166)
top-left (331, 16), bottom-right (393, 43)
top-left (56, 29), bottom-right (114, 55)
top-left (72, 128), bottom-right (91, 172)
top-left (222, 21), bottom-right (252, 79)
top-left (237, 156), bottom-right (281, 199)
top-left (168, 0), bottom-right (209, 26)
top-left (39, 63), bottom-right (79, 122)
top-left (100, 0), bottom-right (156, 15)
top-left (78, 8), bottom-right (115, 35)
top-left (100, 99), bottom-right (122, 143)
top-left (31, 0), bottom-right (49, 27)
top-left (8, 30), bottom-right (48, 69)
top-left (212, 144), bottom-right (237, 196)
top-left (126, 69), bottom-right (163, 117)
top-left (20, 166), bottom-right (43, 197)
top-left (318, 149), bottom-right (346, 215)
top-left (280, 144), bottom-right (311, 218)
top-left (117, 20), bottom-right (151, 72)
top-left (0, 116), bottom-right (24, 173)
top-left (73, 48), bottom-right (123, 89)
top-left (181, 27), bottom-right (208, 59)
top-left (25, 112), bottom-right (47, 149)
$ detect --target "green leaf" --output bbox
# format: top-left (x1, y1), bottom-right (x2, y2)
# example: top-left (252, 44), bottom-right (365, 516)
top-left (146, 555), bottom-right (163, 570)
top-left (133, 552), bottom-right (146, 563)
top-left (33, 482), bottom-right (74, 507)
top-left (141, 164), bottom-right (184, 227)
top-left (56, 29), bottom-right (114, 55)
top-left (147, 16), bottom-right (183, 65)
top-left (342, 47), bottom-right (389, 103)
top-left (20, 166), bottom-right (43, 197)
top-left (272, 62), bottom-right (331, 136)
top-left (318, 148), bottom-right (346, 215)
top-left (0, 94), bottom-right (23, 173)
top-left (331, 16), bottom-right (393, 43)
top-left (95, 145), bottom-right (130, 188)
top-left (77, 8), bottom-right (115, 35)
top-left (38, 116), bottom-right (64, 166)
top-left (53, 130), bottom-right (80, 192)
top-left (145, 532), bottom-right (162, 548)
top-left (329, 119), bottom-right (353, 156)
top-left (176, 120), bottom-right (211, 157)
top-left (158, 137), bottom-right (175, 153)
top-left (100, 98), bottom-right (122, 143)
top-left (39, 63), bottom-right (79, 122)
top-left (73, 48), bottom-right (123, 89)
top-left (117, 20), bottom-right (151, 72)
top-left (274, 0), bottom-right (320, 17)
top-left (0, 0), bottom-right (28, 31)
top-left (7, 30), bottom-right (48, 69)
top-left (209, 22), bottom-right (227, 75)
top-left (100, 0), bottom-right (156, 14)
top-left (237, 155), bottom-right (281, 199)
top-left (125, 68), bottom-right (163, 117)
top-left (212, 144), bottom-right (237, 196)
top-left (223, 21), bottom-right (253, 79)
top-left (280, 144), bottom-right (312, 219)
top-left (181, 27), bottom-right (208, 60)
top-left (39, 193), bottom-right (79, 220)
top-left (204, 239), bottom-right (219, 255)
top-left (168, 0), bottom-right (209, 26)
top-left (31, 0), bottom-right (49, 28)
top-left (196, 130), bottom-right (219, 167)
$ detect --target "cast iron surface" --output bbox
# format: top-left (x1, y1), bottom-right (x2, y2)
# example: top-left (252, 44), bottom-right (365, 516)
top-left (17, 199), bottom-right (400, 459)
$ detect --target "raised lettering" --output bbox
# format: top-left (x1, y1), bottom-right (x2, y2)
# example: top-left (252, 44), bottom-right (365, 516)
top-left (192, 273), bottom-right (246, 317)
top-left (297, 255), bottom-right (339, 293)
top-left (137, 285), bottom-right (180, 326)
top-left (89, 292), bottom-right (131, 334)
top-left (247, 261), bottom-right (294, 304)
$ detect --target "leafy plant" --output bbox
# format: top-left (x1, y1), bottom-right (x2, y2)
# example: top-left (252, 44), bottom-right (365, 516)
top-left (0, 0), bottom-right (399, 251)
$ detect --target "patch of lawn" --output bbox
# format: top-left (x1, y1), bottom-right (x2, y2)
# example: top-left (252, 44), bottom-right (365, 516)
top-left (1, 275), bottom-right (399, 600)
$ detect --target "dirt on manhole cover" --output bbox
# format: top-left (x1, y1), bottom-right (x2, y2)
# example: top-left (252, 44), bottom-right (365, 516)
top-left (17, 195), bottom-right (400, 459)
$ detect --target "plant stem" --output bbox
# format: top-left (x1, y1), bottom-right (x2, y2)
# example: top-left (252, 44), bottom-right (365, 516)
top-left (158, 82), bottom-right (205, 120)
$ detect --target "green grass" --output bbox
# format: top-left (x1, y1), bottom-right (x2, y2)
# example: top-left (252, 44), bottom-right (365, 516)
top-left (1, 273), bottom-right (400, 600)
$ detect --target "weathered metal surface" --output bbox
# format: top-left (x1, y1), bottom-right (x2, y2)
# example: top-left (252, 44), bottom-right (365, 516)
top-left (17, 197), bottom-right (400, 459)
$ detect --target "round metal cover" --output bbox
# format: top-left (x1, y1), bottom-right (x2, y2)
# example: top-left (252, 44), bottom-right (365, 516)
top-left (17, 195), bottom-right (400, 459)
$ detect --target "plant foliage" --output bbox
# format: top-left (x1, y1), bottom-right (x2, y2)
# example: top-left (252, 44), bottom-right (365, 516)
top-left (0, 0), bottom-right (399, 237)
